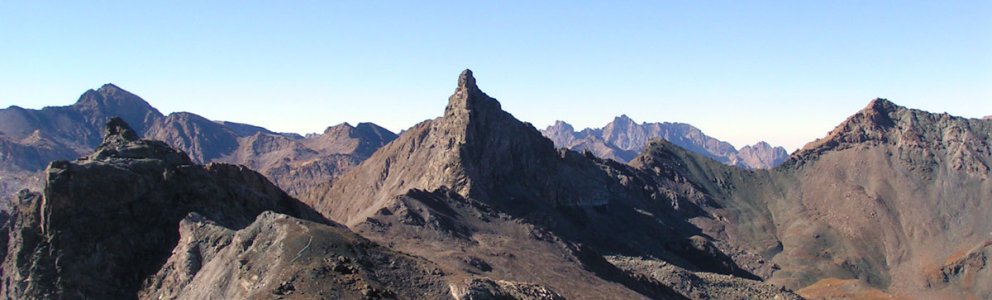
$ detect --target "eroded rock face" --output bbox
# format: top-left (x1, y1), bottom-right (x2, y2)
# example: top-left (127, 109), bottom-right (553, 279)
top-left (142, 211), bottom-right (450, 299)
top-left (449, 278), bottom-right (566, 300)
top-left (0, 117), bottom-right (325, 299)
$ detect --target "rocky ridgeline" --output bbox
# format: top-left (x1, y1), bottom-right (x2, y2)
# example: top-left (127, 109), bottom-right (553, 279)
top-left (542, 116), bottom-right (788, 169)
top-left (0, 118), bottom-right (447, 299)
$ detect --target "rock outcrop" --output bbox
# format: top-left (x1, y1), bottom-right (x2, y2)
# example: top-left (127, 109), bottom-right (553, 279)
top-left (142, 211), bottom-right (450, 299)
top-left (0, 118), bottom-right (322, 298)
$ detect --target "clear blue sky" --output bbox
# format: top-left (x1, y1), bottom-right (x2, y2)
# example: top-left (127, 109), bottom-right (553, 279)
top-left (1, 1), bottom-right (989, 151)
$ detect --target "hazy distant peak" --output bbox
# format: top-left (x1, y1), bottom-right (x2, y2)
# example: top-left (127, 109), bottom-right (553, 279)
top-left (547, 120), bottom-right (575, 132)
top-left (323, 122), bottom-right (355, 134)
top-left (98, 83), bottom-right (124, 92)
top-left (614, 114), bottom-right (635, 123)
top-left (353, 122), bottom-right (395, 138)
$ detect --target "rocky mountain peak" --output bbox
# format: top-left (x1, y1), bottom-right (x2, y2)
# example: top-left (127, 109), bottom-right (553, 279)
top-left (97, 83), bottom-right (125, 94)
top-left (445, 69), bottom-right (501, 119)
top-left (76, 83), bottom-right (153, 110)
top-left (857, 98), bottom-right (899, 128)
top-left (458, 69), bottom-right (477, 90)
top-left (614, 114), bottom-right (635, 124)
top-left (322, 122), bottom-right (355, 135)
top-left (550, 120), bottom-right (574, 131)
top-left (311, 70), bottom-right (607, 225)
top-left (71, 84), bottom-right (164, 140)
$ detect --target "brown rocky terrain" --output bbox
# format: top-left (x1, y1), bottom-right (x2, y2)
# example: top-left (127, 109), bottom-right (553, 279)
top-left (302, 69), bottom-right (801, 299)
top-left (219, 122), bottom-right (396, 196)
top-left (0, 118), bottom-right (452, 299)
top-left (1, 70), bottom-right (985, 299)
top-left (631, 99), bottom-right (992, 299)
top-left (541, 116), bottom-right (788, 169)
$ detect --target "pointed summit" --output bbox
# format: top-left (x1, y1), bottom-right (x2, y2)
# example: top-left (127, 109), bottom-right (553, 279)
top-left (458, 69), bottom-right (477, 90)
top-left (90, 116), bottom-right (193, 165)
top-left (792, 98), bottom-right (914, 163)
top-left (862, 98), bottom-right (899, 118)
top-left (72, 83), bottom-right (164, 142)
top-left (98, 83), bottom-right (124, 93)
top-left (614, 114), bottom-right (635, 123)
top-left (104, 116), bottom-right (140, 145)
top-left (445, 69), bottom-right (501, 118)
top-left (312, 69), bottom-right (608, 226)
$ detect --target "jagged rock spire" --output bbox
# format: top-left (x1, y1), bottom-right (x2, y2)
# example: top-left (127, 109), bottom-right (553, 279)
top-left (445, 69), bottom-right (501, 118)
top-left (458, 69), bottom-right (477, 91)
top-left (88, 116), bottom-right (193, 165)
top-left (103, 116), bottom-right (141, 145)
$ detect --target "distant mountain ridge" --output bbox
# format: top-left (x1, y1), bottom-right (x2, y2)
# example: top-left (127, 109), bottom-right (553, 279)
top-left (541, 116), bottom-right (788, 169)
top-left (0, 84), bottom-right (396, 199)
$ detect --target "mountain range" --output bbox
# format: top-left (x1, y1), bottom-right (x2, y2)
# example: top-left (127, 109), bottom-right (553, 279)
top-left (0, 70), bottom-right (990, 299)
top-left (0, 84), bottom-right (396, 201)
top-left (541, 117), bottom-right (789, 169)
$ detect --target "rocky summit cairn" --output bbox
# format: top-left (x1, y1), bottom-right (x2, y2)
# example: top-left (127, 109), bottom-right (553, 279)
top-left (102, 116), bottom-right (141, 145)
top-left (87, 117), bottom-right (193, 165)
